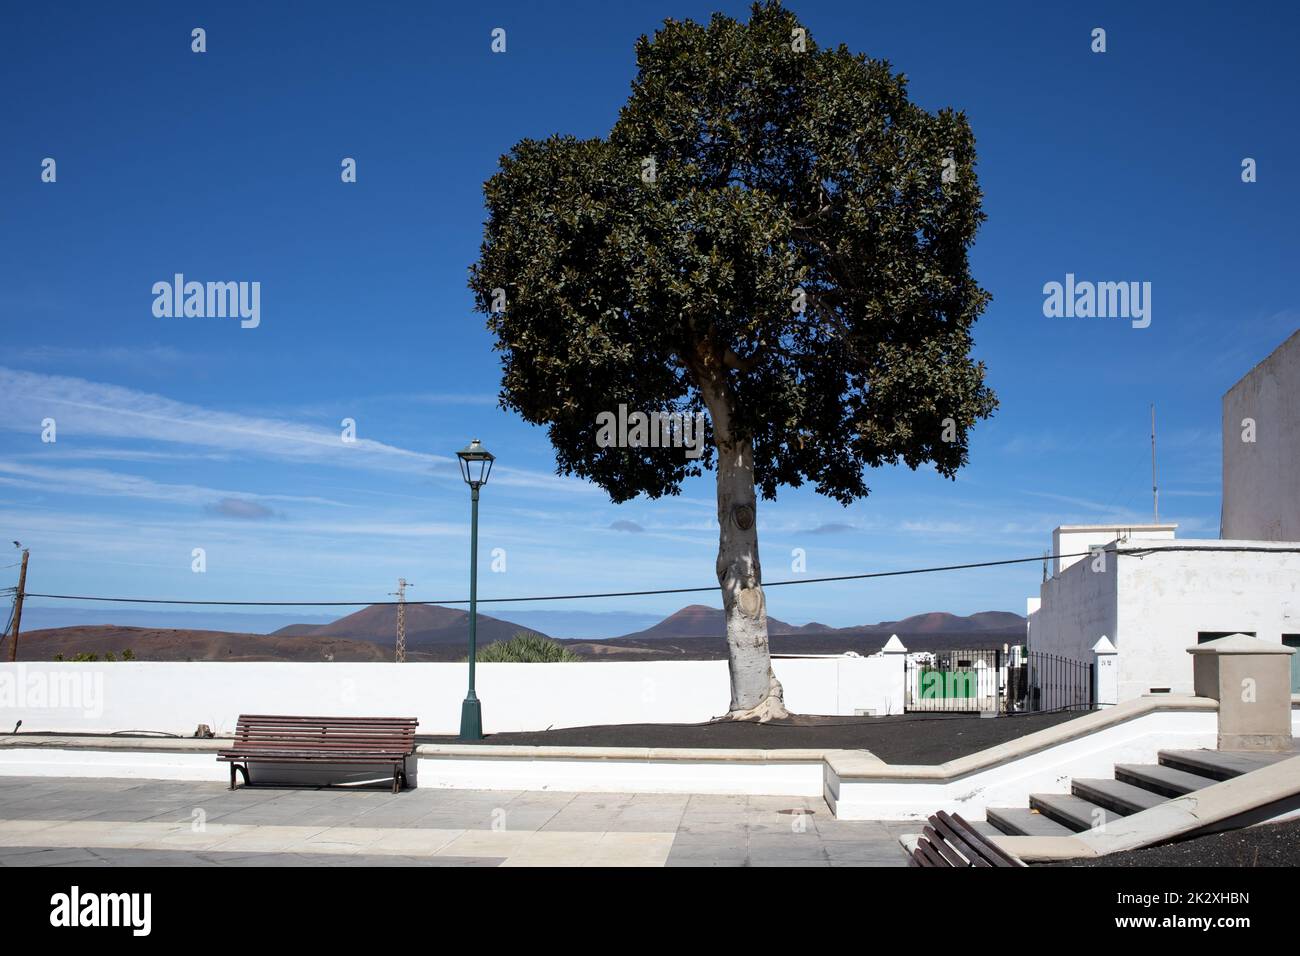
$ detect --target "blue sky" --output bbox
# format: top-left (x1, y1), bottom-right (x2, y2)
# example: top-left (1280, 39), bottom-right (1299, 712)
top-left (1, 1), bottom-right (1297, 636)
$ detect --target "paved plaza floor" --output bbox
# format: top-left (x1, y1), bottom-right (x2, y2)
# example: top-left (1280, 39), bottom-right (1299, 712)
top-left (0, 776), bottom-right (912, 867)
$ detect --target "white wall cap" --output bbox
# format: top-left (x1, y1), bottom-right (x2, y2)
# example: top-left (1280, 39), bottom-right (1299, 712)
top-left (1186, 633), bottom-right (1296, 655)
top-left (1125, 538), bottom-right (1300, 550)
top-left (1092, 635), bottom-right (1118, 654)
top-left (1054, 524), bottom-right (1178, 533)
top-left (880, 634), bottom-right (907, 654)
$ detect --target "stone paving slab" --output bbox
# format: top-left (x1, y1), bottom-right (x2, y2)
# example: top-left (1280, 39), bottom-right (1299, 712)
top-left (0, 845), bottom-right (503, 867)
top-left (0, 775), bottom-right (910, 867)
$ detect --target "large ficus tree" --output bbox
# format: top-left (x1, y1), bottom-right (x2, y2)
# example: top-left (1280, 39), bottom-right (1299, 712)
top-left (469, 2), bottom-right (995, 720)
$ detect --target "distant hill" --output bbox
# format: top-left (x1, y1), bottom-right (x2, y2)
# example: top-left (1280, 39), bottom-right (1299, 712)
top-left (561, 605), bottom-right (1025, 661)
top-left (7, 603), bottom-right (1025, 663)
top-left (612, 604), bottom-right (1023, 642)
top-left (273, 602), bottom-right (530, 649)
top-left (7, 626), bottom-right (392, 663)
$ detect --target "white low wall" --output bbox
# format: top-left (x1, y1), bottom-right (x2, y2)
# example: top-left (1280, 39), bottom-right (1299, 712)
top-left (0, 655), bottom-right (903, 737)
top-left (418, 752), bottom-right (824, 796)
top-left (826, 708), bottom-right (1223, 820)
top-left (0, 744), bottom-right (826, 797)
top-left (0, 747), bottom-right (226, 782)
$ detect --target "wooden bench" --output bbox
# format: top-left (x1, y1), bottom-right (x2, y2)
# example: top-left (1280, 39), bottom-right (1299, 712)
top-left (218, 715), bottom-right (419, 793)
top-left (908, 810), bottom-right (1025, 867)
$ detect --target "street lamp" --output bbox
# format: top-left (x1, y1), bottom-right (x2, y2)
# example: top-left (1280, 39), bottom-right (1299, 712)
top-left (456, 439), bottom-right (494, 740)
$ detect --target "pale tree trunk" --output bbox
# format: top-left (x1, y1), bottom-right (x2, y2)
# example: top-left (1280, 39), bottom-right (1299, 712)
top-left (700, 378), bottom-right (789, 721)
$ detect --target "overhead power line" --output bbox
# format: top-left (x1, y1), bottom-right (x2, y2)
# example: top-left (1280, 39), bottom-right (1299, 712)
top-left (24, 544), bottom-right (1299, 608)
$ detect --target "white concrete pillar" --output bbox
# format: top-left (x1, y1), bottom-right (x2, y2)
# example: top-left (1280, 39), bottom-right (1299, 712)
top-left (1092, 635), bottom-right (1119, 708)
top-left (880, 634), bottom-right (908, 716)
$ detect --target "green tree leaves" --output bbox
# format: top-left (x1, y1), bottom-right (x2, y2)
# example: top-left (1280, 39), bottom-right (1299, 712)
top-left (469, 1), bottom-right (995, 506)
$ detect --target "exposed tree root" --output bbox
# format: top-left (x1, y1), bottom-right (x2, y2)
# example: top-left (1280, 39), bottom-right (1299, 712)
top-left (727, 695), bottom-right (790, 723)
top-left (726, 673), bottom-right (791, 722)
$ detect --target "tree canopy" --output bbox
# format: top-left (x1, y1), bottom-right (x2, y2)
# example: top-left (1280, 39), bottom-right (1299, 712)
top-left (469, 1), bottom-right (996, 506)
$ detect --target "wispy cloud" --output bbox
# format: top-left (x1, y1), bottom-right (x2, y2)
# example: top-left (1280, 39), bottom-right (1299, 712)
top-left (3, 344), bottom-right (188, 368)
top-left (0, 461), bottom-right (340, 509)
top-left (0, 367), bottom-right (597, 497)
top-left (0, 366), bottom-right (440, 473)
top-left (206, 497), bottom-right (276, 520)
top-left (804, 522), bottom-right (857, 535)
top-left (8, 446), bottom-right (235, 464)
top-left (406, 392), bottom-right (500, 406)
top-left (1019, 489), bottom-right (1144, 517)
top-left (900, 520), bottom-right (977, 534)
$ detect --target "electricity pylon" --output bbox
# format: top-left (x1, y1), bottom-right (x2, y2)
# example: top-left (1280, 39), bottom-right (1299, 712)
top-left (390, 578), bottom-right (413, 662)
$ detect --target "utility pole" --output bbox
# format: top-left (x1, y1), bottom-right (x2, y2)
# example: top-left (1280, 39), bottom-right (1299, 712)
top-left (9, 546), bottom-right (28, 663)
top-left (1150, 403), bottom-right (1159, 524)
top-left (389, 578), bottom-right (412, 663)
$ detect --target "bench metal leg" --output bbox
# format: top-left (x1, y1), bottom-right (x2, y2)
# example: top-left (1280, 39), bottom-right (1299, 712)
top-left (392, 764), bottom-right (401, 794)
top-left (229, 763), bottom-right (249, 790)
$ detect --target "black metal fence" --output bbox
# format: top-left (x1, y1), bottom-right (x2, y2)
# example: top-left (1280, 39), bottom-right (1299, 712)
top-left (1012, 651), bottom-right (1095, 714)
top-left (905, 648), bottom-right (1094, 715)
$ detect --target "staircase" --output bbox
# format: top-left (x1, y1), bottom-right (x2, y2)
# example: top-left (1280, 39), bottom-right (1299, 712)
top-left (981, 749), bottom-right (1296, 838)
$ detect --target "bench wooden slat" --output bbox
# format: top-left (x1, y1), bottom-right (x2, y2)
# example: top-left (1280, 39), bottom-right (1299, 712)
top-left (222, 745), bottom-right (414, 752)
top-left (220, 760), bottom-right (407, 765)
top-left (931, 813), bottom-right (995, 868)
top-left (913, 840), bottom-right (947, 867)
top-left (223, 740), bottom-right (415, 749)
top-left (922, 826), bottom-right (971, 867)
top-left (219, 748), bottom-right (414, 756)
top-left (234, 715), bottom-right (419, 723)
top-left (911, 810), bottom-right (1025, 868)
top-left (940, 811), bottom-right (1023, 868)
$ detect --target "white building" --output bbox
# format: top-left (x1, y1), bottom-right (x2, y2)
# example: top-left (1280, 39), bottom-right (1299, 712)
top-left (1029, 531), bottom-right (1300, 700)
top-left (1222, 328), bottom-right (1300, 541)
top-left (1028, 333), bottom-right (1300, 702)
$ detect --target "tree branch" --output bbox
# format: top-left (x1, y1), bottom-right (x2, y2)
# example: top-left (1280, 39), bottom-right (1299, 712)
top-left (722, 345), bottom-right (763, 372)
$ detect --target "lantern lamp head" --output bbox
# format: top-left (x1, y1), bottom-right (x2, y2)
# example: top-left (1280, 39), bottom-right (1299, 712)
top-left (456, 439), bottom-right (495, 488)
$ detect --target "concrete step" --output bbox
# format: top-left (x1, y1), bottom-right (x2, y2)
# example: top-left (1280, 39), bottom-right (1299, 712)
top-left (1029, 793), bottom-right (1122, 832)
top-left (1158, 749), bottom-right (1294, 781)
top-left (986, 806), bottom-right (1075, 837)
top-left (969, 819), bottom-right (1002, 839)
top-left (1114, 762), bottom-right (1220, 798)
top-left (1071, 778), bottom-right (1167, 815)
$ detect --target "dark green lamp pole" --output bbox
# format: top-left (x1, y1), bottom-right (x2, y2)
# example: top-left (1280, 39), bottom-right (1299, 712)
top-left (456, 438), bottom-right (494, 740)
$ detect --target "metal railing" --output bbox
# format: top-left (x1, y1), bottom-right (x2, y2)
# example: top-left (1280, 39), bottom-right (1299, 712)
top-left (1010, 651), bottom-right (1095, 714)
top-left (905, 648), bottom-right (1004, 713)
top-left (906, 648), bottom-right (1095, 715)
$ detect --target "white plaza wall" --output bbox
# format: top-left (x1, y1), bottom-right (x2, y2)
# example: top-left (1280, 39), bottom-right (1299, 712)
top-left (0, 654), bottom-right (905, 737)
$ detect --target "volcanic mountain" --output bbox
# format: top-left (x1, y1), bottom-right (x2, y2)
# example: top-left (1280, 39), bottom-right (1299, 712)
top-left (5, 626), bottom-right (392, 663)
top-left (272, 602), bottom-right (538, 650)
top-left (8, 603), bottom-right (1024, 663)
top-left (612, 604), bottom-right (1023, 642)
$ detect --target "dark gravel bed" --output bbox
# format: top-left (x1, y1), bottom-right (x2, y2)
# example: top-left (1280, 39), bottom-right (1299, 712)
top-left (1054, 819), bottom-right (1300, 867)
top-left (421, 710), bottom-right (1085, 763)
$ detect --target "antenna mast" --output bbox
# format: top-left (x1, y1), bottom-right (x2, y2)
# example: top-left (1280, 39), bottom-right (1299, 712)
top-left (389, 578), bottom-right (412, 663)
top-left (1150, 404), bottom-right (1159, 523)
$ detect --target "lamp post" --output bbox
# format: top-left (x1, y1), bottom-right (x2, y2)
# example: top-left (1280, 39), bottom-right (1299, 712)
top-left (456, 439), bottom-right (494, 740)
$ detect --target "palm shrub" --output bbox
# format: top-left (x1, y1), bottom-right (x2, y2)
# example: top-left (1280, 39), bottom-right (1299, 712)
top-left (473, 631), bottom-right (580, 663)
